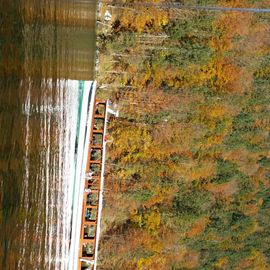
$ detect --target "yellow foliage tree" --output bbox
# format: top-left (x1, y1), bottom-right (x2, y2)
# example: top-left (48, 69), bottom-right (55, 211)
top-left (236, 249), bottom-right (269, 270)
top-left (109, 122), bottom-right (152, 163)
top-left (118, 6), bottom-right (168, 33)
top-left (186, 217), bottom-right (210, 238)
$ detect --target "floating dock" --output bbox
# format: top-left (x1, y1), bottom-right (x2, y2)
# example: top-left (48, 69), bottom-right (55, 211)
top-left (68, 81), bottom-right (108, 270)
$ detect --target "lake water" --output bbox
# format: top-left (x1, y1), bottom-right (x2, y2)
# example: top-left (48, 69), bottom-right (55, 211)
top-left (0, 0), bottom-right (96, 269)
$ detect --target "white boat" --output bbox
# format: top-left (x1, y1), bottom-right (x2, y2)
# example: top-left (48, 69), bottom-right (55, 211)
top-left (68, 81), bottom-right (97, 270)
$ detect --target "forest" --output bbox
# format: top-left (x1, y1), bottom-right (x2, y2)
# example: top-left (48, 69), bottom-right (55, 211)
top-left (96, 0), bottom-right (270, 269)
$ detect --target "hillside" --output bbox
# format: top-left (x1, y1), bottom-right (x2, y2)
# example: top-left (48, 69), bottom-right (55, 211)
top-left (96, 1), bottom-right (270, 269)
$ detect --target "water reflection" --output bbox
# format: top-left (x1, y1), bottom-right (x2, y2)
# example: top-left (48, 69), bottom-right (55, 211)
top-left (0, 0), bottom-right (96, 269)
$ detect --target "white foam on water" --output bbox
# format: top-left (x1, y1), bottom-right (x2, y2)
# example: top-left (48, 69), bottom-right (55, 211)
top-left (52, 80), bottom-right (82, 270)
top-left (20, 79), bottom-right (83, 269)
top-left (19, 80), bottom-right (31, 270)
top-left (58, 80), bottom-right (81, 269)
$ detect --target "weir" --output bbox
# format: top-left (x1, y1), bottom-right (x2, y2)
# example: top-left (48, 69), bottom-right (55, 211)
top-left (68, 81), bottom-right (108, 270)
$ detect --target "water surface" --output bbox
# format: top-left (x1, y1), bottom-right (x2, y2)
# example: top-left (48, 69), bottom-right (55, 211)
top-left (0, 1), bottom-right (96, 269)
